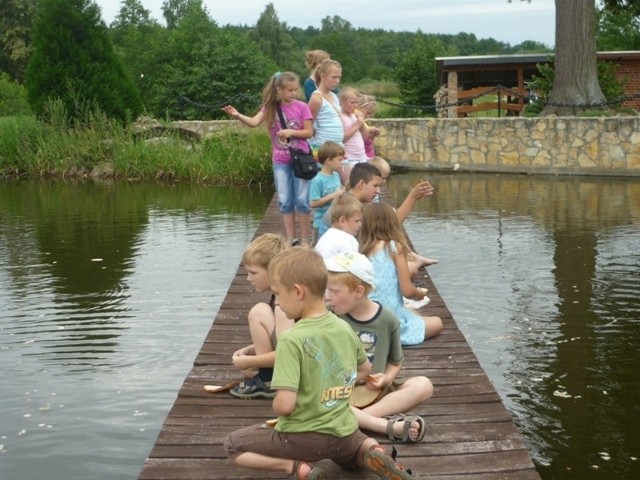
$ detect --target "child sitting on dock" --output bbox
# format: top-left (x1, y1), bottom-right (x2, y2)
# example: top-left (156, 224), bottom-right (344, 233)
top-left (360, 202), bottom-right (443, 346)
top-left (309, 141), bottom-right (345, 243)
top-left (224, 247), bottom-right (415, 479)
top-left (369, 156), bottom-right (439, 276)
top-left (325, 251), bottom-right (431, 443)
top-left (318, 162), bottom-right (384, 237)
top-left (315, 193), bottom-right (362, 259)
top-left (229, 233), bottom-right (292, 399)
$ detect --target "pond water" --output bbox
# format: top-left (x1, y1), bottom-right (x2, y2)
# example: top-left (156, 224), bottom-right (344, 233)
top-left (1, 173), bottom-right (639, 480)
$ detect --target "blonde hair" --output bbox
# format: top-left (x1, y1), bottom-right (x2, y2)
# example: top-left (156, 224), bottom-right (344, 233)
top-left (330, 193), bottom-right (362, 224)
top-left (317, 141), bottom-right (345, 164)
top-left (328, 270), bottom-right (372, 295)
top-left (242, 233), bottom-right (289, 270)
top-left (369, 157), bottom-right (390, 177)
top-left (305, 49), bottom-right (330, 71)
top-left (359, 202), bottom-right (411, 258)
top-left (261, 71), bottom-right (300, 131)
top-left (268, 247), bottom-right (327, 297)
top-left (339, 86), bottom-right (359, 104)
top-left (357, 94), bottom-right (378, 115)
top-left (314, 59), bottom-right (341, 86)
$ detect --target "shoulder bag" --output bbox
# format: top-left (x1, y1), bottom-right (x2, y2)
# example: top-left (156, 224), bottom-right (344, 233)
top-left (276, 105), bottom-right (318, 180)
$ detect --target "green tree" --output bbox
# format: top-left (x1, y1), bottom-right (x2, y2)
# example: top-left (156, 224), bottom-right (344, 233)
top-left (162, 0), bottom-right (192, 29)
top-left (0, 0), bottom-right (37, 81)
top-left (249, 3), bottom-right (296, 70)
top-left (597, 7), bottom-right (640, 50)
top-left (110, 0), bottom-right (166, 113)
top-left (394, 34), bottom-right (451, 114)
top-left (146, 2), bottom-right (272, 119)
top-left (111, 0), bottom-right (154, 28)
top-left (26, 0), bottom-right (142, 123)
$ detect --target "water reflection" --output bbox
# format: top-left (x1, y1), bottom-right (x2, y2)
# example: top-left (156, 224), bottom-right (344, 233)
top-left (0, 180), bottom-right (273, 480)
top-left (393, 172), bottom-right (640, 480)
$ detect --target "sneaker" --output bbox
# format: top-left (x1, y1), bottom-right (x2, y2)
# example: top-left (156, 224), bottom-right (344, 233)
top-left (364, 445), bottom-right (413, 479)
top-left (229, 375), bottom-right (275, 399)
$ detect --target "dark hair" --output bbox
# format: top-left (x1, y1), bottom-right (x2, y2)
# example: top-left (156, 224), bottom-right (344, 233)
top-left (348, 162), bottom-right (382, 189)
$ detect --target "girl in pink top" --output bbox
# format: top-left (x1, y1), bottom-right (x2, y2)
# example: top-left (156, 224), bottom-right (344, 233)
top-left (223, 72), bottom-right (314, 244)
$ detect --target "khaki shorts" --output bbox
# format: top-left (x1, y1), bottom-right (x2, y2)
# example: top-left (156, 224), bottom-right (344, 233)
top-left (224, 423), bottom-right (369, 469)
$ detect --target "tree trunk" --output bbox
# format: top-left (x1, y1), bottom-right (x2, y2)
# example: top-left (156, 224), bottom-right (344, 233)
top-left (542, 0), bottom-right (606, 116)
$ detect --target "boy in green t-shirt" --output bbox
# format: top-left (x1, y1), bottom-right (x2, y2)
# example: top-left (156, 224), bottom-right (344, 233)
top-left (224, 247), bottom-right (414, 479)
top-left (325, 251), bottom-right (432, 443)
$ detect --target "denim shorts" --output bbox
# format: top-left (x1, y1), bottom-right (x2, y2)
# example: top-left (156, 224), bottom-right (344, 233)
top-left (273, 163), bottom-right (311, 215)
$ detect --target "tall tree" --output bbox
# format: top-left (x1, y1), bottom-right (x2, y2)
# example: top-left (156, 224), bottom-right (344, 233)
top-left (162, 0), bottom-right (193, 29)
top-left (26, 0), bottom-right (142, 123)
top-left (0, 0), bottom-right (37, 81)
top-left (111, 0), bottom-right (153, 28)
top-left (394, 33), bottom-right (451, 112)
top-left (249, 3), bottom-right (296, 70)
top-left (542, 0), bottom-right (605, 115)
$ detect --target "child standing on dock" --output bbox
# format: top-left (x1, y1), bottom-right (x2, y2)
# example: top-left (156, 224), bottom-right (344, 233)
top-left (308, 59), bottom-right (344, 158)
top-left (309, 141), bottom-right (345, 242)
top-left (359, 202), bottom-right (443, 346)
top-left (324, 251), bottom-right (431, 443)
top-left (339, 87), bottom-right (373, 184)
top-left (224, 247), bottom-right (415, 480)
top-left (229, 233), bottom-right (293, 399)
top-left (223, 72), bottom-right (314, 246)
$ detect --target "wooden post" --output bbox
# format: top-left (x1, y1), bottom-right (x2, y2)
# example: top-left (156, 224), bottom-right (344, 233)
top-left (448, 71), bottom-right (458, 118)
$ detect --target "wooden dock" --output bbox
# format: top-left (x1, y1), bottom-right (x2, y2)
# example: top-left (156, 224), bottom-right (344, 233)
top-left (138, 194), bottom-right (541, 480)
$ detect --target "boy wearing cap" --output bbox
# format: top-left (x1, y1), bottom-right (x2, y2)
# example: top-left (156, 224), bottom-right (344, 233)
top-left (325, 251), bottom-right (432, 443)
top-left (224, 247), bottom-right (415, 479)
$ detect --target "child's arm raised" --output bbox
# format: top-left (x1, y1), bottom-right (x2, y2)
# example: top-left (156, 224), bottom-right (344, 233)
top-left (222, 105), bottom-right (265, 128)
top-left (396, 180), bottom-right (433, 224)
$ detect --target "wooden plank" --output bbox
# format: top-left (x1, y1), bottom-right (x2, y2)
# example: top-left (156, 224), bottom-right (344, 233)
top-left (138, 193), bottom-right (540, 479)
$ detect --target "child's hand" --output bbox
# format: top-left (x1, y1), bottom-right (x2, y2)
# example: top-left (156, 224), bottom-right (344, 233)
top-left (369, 127), bottom-right (381, 138)
top-left (366, 373), bottom-right (386, 389)
top-left (232, 353), bottom-right (252, 370)
top-left (276, 129), bottom-right (294, 143)
top-left (222, 105), bottom-right (239, 118)
top-left (409, 180), bottom-right (434, 200)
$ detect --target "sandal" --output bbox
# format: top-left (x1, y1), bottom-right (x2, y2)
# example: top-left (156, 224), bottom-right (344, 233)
top-left (290, 460), bottom-right (325, 480)
top-left (364, 445), bottom-right (413, 479)
top-left (386, 414), bottom-right (426, 443)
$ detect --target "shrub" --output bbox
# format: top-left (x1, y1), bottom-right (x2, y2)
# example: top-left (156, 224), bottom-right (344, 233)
top-left (0, 73), bottom-right (31, 116)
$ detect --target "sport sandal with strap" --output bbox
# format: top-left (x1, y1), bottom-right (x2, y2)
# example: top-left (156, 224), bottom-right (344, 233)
top-left (290, 460), bottom-right (325, 480)
top-left (386, 414), bottom-right (427, 443)
top-left (364, 445), bottom-right (413, 479)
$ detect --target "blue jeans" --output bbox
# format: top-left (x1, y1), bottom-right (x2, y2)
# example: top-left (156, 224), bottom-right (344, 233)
top-left (273, 163), bottom-right (311, 214)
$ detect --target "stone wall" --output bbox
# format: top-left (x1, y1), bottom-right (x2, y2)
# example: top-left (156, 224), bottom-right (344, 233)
top-left (368, 116), bottom-right (640, 177)
top-left (170, 117), bottom-right (640, 177)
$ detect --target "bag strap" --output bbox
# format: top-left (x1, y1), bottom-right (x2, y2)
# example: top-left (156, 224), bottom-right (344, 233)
top-left (276, 104), bottom-right (287, 129)
top-left (276, 104), bottom-right (309, 152)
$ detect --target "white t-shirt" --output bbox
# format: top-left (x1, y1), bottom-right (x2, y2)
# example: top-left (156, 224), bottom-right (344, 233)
top-left (315, 227), bottom-right (359, 259)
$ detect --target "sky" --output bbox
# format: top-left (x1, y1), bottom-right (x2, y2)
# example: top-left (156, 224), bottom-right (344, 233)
top-left (94, 0), bottom-right (556, 47)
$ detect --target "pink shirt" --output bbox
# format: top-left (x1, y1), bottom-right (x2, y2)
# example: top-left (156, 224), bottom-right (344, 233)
top-left (341, 112), bottom-right (367, 164)
top-left (268, 100), bottom-right (313, 165)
